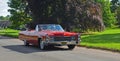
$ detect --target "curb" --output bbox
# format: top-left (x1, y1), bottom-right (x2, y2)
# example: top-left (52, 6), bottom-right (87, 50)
top-left (77, 45), bottom-right (120, 53)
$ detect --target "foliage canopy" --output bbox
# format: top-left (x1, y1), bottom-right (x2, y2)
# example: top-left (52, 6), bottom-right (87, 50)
top-left (8, 0), bottom-right (118, 31)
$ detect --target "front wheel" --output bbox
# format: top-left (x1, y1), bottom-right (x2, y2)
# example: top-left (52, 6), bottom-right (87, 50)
top-left (68, 45), bottom-right (75, 50)
top-left (23, 40), bottom-right (29, 46)
top-left (38, 40), bottom-right (46, 50)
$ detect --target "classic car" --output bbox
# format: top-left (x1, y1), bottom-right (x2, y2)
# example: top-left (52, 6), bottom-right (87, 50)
top-left (19, 24), bottom-right (81, 50)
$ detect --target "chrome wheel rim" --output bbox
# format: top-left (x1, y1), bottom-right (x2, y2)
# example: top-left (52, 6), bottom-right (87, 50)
top-left (40, 41), bottom-right (44, 50)
top-left (24, 40), bottom-right (27, 45)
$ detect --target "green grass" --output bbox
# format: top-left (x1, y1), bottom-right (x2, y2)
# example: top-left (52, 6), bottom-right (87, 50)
top-left (81, 28), bottom-right (120, 51)
top-left (0, 29), bottom-right (19, 38)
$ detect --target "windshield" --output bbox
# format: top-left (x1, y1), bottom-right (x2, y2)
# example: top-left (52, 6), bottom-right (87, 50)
top-left (39, 24), bottom-right (64, 31)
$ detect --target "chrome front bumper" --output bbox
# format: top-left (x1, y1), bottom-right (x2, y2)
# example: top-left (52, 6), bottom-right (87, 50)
top-left (45, 40), bottom-right (79, 46)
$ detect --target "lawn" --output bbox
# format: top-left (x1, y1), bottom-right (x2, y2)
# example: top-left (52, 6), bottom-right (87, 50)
top-left (0, 29), bottom-right (19, 38)
top-left (81, 28), bottom-right (120, 51)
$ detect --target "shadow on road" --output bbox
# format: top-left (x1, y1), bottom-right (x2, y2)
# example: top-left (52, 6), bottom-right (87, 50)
top-left (0, 36), bottom-right (16, 39)
top-left (2, 45), bottom-right (71, 54)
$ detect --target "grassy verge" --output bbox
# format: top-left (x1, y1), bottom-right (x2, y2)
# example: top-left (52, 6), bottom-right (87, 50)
top-left (0, 29), bottom-right (19, 38)
top-left (81, 28), bottom-right (120, 51)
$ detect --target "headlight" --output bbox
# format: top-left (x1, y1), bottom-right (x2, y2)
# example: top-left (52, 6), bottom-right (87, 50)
top-left (71, 36), bottom-right (75, 40)
top-left (46, 35), bottom-right (54, 41)
top-left (49, 37), bottom-right (54, 41)
top-left (78, 34), bottom-right (81, 41)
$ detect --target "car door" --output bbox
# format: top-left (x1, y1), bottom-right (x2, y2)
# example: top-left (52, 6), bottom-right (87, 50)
top-left (28, 30), bottom-right (38, 45)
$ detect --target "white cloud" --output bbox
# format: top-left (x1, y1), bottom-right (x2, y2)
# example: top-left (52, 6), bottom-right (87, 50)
top-left (0, 0), bottom-right (10, 16)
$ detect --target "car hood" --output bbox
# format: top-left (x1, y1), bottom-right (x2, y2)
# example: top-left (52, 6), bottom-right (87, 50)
top-left (40, 30), bottom-right (77, 37)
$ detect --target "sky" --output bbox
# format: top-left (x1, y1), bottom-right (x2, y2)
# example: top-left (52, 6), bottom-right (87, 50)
top-left (0, 0), bottom-right (10, 16)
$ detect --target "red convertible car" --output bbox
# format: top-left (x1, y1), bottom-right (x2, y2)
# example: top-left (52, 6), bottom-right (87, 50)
top-left (19, 24), bottom-right (81, 50)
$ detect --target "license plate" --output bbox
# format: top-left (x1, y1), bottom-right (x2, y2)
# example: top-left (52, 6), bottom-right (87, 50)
top-left (61, 42), bottom-right (67, 45)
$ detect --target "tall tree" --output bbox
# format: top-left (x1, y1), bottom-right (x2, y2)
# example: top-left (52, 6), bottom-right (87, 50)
top-left (111, 0), bottom-right (120, 13)
top-left (95, 0), bottom-right (116, 27)
top-left (111, 0), bottom-right (120, 27)
top-left (116, 6), bottom-right (120, 27)
top-left (8, 0), bottom-right (31, 28)
top-left (26, 0), bottom-right (105, 32)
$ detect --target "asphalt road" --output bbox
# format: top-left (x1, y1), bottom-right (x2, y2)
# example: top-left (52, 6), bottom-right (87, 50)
top-left (0, 36), bottom-right (120, 61)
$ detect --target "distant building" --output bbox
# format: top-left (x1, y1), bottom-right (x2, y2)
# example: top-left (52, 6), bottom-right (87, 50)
top-left (0, 20), bottom-right (11, 29)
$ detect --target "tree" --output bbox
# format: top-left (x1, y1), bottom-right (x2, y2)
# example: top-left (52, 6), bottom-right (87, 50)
top-left (0, 16), bottom-right (5, 20)
top-left (26, 0), bottom-right (105, 32)
top-left (111, 0), bottom-right (120, 27)
top-left (0, 16), bottom-right (9, 20)
top-left (95, 0), bottom-right (116, 27)
top-left (8, 0), bottom-right (31, 29)
top-left (111, 0), bottom-right (120, 13)
top-left (116, 6), bottom-right (120, 27)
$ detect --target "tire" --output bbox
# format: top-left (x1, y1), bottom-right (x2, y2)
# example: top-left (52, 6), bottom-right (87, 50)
top-left (23, 40), bottom-right (29, 46)
top-left (68, 45), bottom-right (75, 50)
top-left (38, 39), bottom-right (46, 50)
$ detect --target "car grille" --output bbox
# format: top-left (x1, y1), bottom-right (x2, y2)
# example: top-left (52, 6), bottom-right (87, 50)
top-left (54, 37), bottom-right (72, 41)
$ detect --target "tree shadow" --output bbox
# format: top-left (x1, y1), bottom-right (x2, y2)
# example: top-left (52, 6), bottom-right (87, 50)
top-left (82, 33), bottom-right (120, 43)
top-left (2, 45), bottom-right (70, 54)
top-left (0, 36), bottom-right (16, 39)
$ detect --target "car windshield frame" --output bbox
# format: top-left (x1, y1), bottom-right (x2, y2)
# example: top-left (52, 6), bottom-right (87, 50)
top-left (38, 24), bottom-right (64, 31)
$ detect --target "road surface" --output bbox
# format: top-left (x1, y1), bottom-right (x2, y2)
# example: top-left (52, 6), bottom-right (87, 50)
top-left (0, 36), bottom-right (120, 61)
